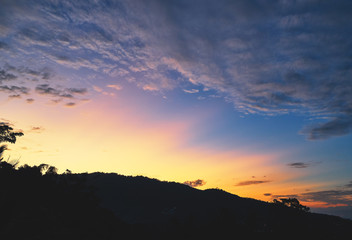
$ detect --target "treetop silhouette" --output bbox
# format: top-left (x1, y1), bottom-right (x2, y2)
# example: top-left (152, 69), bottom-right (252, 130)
top-left (273, 198), bottom-right (310, 212)
top-left (0, 123), bottom-right (23, 144)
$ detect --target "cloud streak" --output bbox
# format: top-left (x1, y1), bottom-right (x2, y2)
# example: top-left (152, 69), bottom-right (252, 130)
top-left (235, 180), bottom-right (271, 187)
top-left (183, 89), bottom-right (199, 94)
top-left (287, 162), bottom-right (310, 169)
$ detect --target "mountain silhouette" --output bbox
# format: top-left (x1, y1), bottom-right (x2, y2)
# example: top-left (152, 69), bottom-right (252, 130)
top-left (87, 172), bottom-right (352, 237)
top-left (2, 123), bottom-right (351, 239)
top-left (1, 162), bottom-right (352, 239)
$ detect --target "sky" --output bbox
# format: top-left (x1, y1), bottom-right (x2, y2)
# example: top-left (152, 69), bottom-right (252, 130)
top-left (1, 0), bottom-right (352, 218)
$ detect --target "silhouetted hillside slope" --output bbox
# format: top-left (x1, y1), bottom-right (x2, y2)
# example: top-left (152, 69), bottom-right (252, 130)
top-left (87, 172), bottom-right (352, 238)
top-left (0, 164), bottom-right (131, 240)
top-left (1, 163), bottom-right (352, 239)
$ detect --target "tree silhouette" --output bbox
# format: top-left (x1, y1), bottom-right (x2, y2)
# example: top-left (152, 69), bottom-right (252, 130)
top-left (2, 121), bottom-right (352, 238)
top-left (0, 123), bottom-right (23, 144)
top-left (273, 198), bottom-right (310, 212)
top-left (0, 123), bottom-right (23, 170)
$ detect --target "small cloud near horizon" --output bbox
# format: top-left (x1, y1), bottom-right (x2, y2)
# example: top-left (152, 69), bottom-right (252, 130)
top-left (29, 126), bottom-right (45, 133)
top-left (183, 179), bottom-right (206, 188)
top-left (65, 102), bottom-right (76, 107)
top-left (345, 181), bottom-right (352, 188)
top-left (235, 180), bottom-right (271, 186)
top-left (26, 98), bottom-right (35, 104)
top-left (287, 162), bottom-right (310, 169)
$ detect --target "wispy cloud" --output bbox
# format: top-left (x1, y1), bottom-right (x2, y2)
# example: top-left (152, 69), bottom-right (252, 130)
top-left (183, 89), bottom-right (199, 94)
top-left (107, 84), bottom-right (122, 91)
top-left (35, 84), bottom-right (88, 103)
top-left (0, 85), bottom-right (30, 95)
top-left (93, 85), bottom-right (115, 96)
top-left (1, 0), bottom-right (352, 139)
top-left (35, 84), bottom-right (72, 98)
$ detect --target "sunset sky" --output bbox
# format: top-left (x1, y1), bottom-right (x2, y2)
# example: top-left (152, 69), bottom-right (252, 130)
top-left (1, 0), bottom-right (352, 218)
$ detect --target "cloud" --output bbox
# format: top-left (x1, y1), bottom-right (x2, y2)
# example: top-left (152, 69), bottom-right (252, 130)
top-left (183, 89), bottom-right (199, 94)
top-left (235, 180), bottom-right (271, 186)
top-left (8, 94), bottom-right (21, 99)
top-left (26, 98), bottom-right (35, 104)
top-left (67, 88), bottom-right (87, 95)
top-left (287, 162), bottom-right (310, 169)
top-left (93, 86), bottom-right (103, 93)
top-left (264, 193), bottom-right (272, 196)
top-left (65, 102), bottom-right (76, 107)
top-left (2, 0), bottom-right (352, 139)
top-left (345, 181), bottom-right (352, 188)
top-left (93, 85), bottom-right (115, 96)
top-left (0, 118), bottom-right (14, 126)
top-left (300, 190), bottom-right (352, 206)
top-left (0, 69), bottom-right (17, 82)
top-left (142, 84), bottom-right (159, 91)
top-left (273, 182), bottom-right (352, 207)
top-left (35, 84), bottom-right (72, 98)
top-left (0, 85), bottom-right (30, 95)
top-left (1, 65), bottom-right (53, 81)
top-left (107, 84), bottom-right (122, 91)
top-left (183, 179), bottom-right (206, 188)
top-left (29, 126), bottom-right (45, 133)
top-left (301, 118), bottom-right (352, 140)
top-left (35, 84), bottom-right (87, 99)
top-left (0, 41), bottom-right (9, 50)
top-left (16, 66), bottom-right (53, 80)
top-left (0, 64), bottom-right (84, 104)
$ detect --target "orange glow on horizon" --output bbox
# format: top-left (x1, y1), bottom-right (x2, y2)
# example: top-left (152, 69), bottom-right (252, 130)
top-left (2, 93), bottom-right (336, 208)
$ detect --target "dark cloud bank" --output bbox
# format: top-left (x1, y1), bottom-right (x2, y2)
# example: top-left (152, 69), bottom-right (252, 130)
top-left (1, 0), bottom-right (352, 139)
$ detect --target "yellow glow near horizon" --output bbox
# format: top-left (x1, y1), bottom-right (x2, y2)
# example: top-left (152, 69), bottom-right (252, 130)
top-left (2, 94), bottom-right (322, 205)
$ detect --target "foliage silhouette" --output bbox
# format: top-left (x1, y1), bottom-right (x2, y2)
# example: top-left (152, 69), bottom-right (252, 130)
top-left (0, 122), bottom-right (23, 144)
top-left (0, 163), bottom-right (132, 240)
top-left (273, 198), bottom-right (310, 212)
top-left (0, 123), bottom-right (23, 171)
